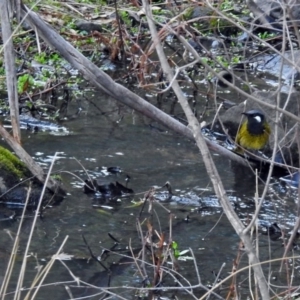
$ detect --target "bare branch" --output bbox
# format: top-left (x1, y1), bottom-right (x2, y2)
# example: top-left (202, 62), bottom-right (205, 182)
top-left (142, 0), bottom-right (271, 298)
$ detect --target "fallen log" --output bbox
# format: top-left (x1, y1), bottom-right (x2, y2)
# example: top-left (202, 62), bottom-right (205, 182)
top-left (0, 125), bottom-right (65, 195)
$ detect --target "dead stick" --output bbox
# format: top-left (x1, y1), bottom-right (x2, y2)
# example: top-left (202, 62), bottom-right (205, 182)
top-left (0, 0), bottom-right (21, 143)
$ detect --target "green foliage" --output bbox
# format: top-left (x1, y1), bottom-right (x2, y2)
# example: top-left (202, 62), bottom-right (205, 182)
top-left (203, 54), bottom-right (241, 71)
top-left (193, 22), bottom-right (206, 32)
top-left (86, 37), bottom-right (96, 44)
top-left (25, 100), bottom-right (33, 110)
top-left (17, 74), bottom-right (34, 94)
top-left (201, 57), bottom-right (209, 64)
top-left (183, 7), bottom-right (194, 20)
top-left (50, 53), bottom-right (61, 62)
top-left (34, 52), bottom-right (47, 64)
top-left (258, 31), bottom-right (276, 40)
top-left (151, 7), bottom-right (164, 16)
top-left (153, 12), bottom-right (168, 23)
top-left (120, 10), bottom-right (131, 27)
top-left (220, 0), bottom-right (234, 11)
top-left (130, 26), bottom-right (139, 34)
top-left (210, 16), bottom-right (235, 34)
top-left (209, 17), bottom-right (218, 30)
top-left (51, 174), bottom-right (62, 181)
top-left (34, 51), bottom-right (63, 66)
top-left (216, 55), bottom-right (229, 68)
top-left (66, 20), bottom-right (77, 30)
top-left (231, 55), bottom-right (241, 64)
top-left (171, 241), bottom-right (180, 259)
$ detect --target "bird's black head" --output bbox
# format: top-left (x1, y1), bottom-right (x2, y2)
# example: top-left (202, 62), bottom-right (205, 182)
top-left (242, 110), bottom-right (266, 135)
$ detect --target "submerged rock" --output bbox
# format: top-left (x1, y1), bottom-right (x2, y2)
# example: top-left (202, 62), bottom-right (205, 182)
top-left (249, 50), bottom-right (300, 83)
top-left (75, 20), bottom-right (102, 33)
top-left (155, 190), bottom-right (203, 206)
top-left (19, 114), bottom-right (68, 132)
top-left (84, 179), bottom-right (133, 199)
top-left (255, 0), bottom-right (300, 27)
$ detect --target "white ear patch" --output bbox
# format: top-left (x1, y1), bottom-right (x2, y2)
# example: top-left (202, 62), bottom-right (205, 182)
top-left (254, 115), bottom-right (262, 123)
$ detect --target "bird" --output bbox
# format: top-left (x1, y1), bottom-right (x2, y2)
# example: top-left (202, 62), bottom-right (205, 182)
top-left (235, 110), bottom-right (271, 153)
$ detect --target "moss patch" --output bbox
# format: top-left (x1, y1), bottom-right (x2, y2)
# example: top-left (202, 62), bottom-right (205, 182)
top-left (0, 146), bottom-right (28, 178)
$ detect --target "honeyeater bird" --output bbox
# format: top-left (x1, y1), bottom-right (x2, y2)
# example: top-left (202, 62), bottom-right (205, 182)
top-left (235, 110), bottom-right (271, 153)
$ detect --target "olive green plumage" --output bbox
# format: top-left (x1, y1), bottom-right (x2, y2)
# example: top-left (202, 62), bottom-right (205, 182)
top-left (235, 110), bottom-right (271, 153)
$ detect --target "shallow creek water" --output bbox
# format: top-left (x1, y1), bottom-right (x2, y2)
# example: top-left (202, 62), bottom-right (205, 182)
top-left (0, 88), bottom-right (299, 299)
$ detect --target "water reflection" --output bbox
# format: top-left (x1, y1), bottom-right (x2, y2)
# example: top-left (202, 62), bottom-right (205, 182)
top-left (0, 94), bottom-right (299, 299)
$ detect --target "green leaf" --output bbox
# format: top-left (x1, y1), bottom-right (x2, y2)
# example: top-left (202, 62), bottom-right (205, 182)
top-left (172, 241), bottom-right (178, 250)
top-left (17, 74), bottom-right (34, 94)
